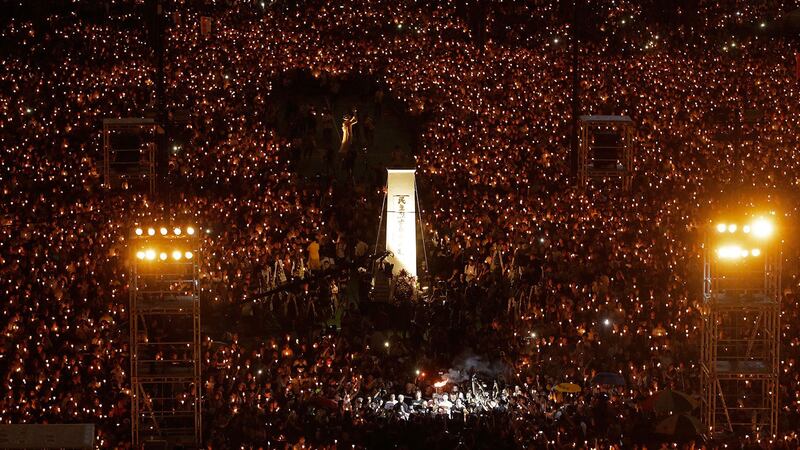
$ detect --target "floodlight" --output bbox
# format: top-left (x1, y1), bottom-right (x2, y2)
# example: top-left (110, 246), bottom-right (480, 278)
top-left (751, 248), bottom-right (761, 257)
top-left (716, 223), bottom-right (726, 233)
top-left (145, 249), bottom-right (156, 260)
top-left (159, 252), bottom-right (168, 261)
top-left (135, 228), bottom-right (143, 236)
top-left (136, 250), bottom-right (145, 260)
top-left (160, 227), bottom-right (168, 236)
top-left (173, 227), bottom-right (182, 236)
top-left (751, 218), bottom-right (773, 238)
top-left (717, 245), bottom-right (743, 260)
top-left (172, 250), bottom-right (182, 260)
top-left (187, 226), bottom-right (195, 236)
top-left (739, 249), bottom-right (749, 257)
top-left (743, 225), bottom-right (751, 233)
top-left (147, 228), bottom-right (156, 236)
top-left (184, 251), bottom-right (193, 260)
top-left (727, 224), bottom-right (737, 233)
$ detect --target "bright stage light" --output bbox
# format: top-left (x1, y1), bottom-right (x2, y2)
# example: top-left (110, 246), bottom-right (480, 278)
top-left (147, 228), bottom-right (156, 236)
top-left (159, 252), bottom-right (168, 261)
top-left (187, 226), bottom-right (195, 236)
top-left (751, 248), bottom-right (761, 257)
top-left (135, 228), bottom-right (143, 236)
top-left (743, 225), bottom-right (751, 233)
top-left (184, 251), bottom-right (193, 260)
top-left (727, 224), bottom-right (737, 233)
top-left (716, 223), bottom-right (727, 233)
top-left (172, 250), bottom-right (182, 260)
top-left (160, 227), bottom-right (168, 236)
top-left (173, 227), bottom-right (182, 236)
top-left (751, 218), bottom-right (773, 238)
top-left (717, 245), bottom-right (744, 259)
top-left (136, 250), bottom-right (145, 260)
top-left (145, 249), bottom-right (156, 260)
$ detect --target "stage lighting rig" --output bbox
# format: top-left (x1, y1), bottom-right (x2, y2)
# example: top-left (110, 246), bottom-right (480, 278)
top-left (130, 223), bottom-right (199, 267)
top-left (711, 214), bottom-right (776, 262)
top-left (129, 222), bottom-right (202, 446)
top-left (132, 223), bottom-right (198, 240)
top-left (701, 211), bottom-right (781, 438)
top-left (134, 246), bottom-right (194, 262)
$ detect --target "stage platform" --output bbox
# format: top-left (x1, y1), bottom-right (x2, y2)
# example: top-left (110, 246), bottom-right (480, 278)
top-left (714, 360), bottom-right (772, 376)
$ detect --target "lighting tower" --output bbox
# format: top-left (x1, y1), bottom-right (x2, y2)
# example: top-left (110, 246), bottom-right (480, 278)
top-left (103, 118), bottom-right (159, 195)
top-left (701, 215), bottom-right (780, 438)
top-left (577, 115), bottom-right (634, 190)
top-left (130, 225), bottom-right (201, 448)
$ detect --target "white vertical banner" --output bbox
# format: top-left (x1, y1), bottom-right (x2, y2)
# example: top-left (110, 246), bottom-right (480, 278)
top-left (386, 169), bottom-right (417, 278)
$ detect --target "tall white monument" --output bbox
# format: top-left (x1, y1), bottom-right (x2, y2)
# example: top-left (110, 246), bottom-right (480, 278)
top-left (385, 169), bottom-right (416, 278)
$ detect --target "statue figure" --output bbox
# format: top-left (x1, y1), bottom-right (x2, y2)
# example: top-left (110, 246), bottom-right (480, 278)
top-left (339, 110), bottom-right (358, 155)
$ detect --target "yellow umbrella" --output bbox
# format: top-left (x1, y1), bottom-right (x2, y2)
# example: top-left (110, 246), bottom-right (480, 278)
top-left (554, 382), bottom-right (581, 393)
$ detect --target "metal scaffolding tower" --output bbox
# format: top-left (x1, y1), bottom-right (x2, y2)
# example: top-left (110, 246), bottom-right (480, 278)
top-left (701, 220), bottom-right (780, 439)
top-left (130, 227), bottom-right (201, 448)
top-left (577, 115), bottom-right (633, 190)
top-left (103, 118), bottom-right (160, 196)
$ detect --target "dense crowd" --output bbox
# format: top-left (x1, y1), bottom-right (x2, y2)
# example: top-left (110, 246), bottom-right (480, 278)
top-left (2, 0), bottom-right (800, 448)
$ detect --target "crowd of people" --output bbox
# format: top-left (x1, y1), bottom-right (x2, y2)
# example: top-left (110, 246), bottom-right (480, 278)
top-left (2, 0), bottom-right (800, 448)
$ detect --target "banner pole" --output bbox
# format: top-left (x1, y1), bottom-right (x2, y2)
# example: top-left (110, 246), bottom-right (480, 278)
top-left (415, 179), bottom-right (430, 280)
top-left (374, 190), bottom-right (387, 255)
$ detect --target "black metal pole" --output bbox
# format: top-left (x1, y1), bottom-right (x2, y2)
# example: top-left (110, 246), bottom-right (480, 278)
top-left (570, 0), bottom-right (581, 177)
top-left (157, 1), bottom-right (169, 200)
top-left (147, 0), bottom-right (168, 199)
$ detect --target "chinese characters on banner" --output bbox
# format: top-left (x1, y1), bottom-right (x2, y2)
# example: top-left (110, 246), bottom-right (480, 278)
top-left (386, 169), bottom-right (417, 278)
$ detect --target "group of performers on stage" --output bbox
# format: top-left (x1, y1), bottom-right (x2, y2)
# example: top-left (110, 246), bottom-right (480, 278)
top-left (340, 375), bottom-right (542, 421)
